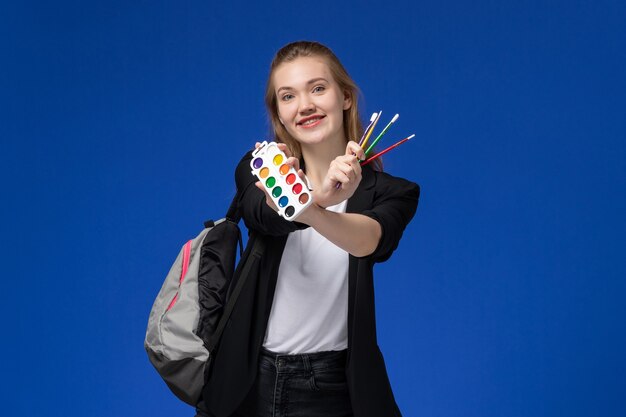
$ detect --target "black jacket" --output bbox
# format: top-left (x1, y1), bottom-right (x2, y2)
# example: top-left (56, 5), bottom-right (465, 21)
top-left (203, 151), bottom-right (420, 417)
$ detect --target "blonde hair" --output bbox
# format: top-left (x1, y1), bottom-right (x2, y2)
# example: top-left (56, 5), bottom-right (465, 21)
top-left (265, 41), bottom-right (369, 163)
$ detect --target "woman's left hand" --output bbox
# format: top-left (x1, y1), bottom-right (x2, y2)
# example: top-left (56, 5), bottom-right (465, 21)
top-left (314, 141), bottom-right (365, 208)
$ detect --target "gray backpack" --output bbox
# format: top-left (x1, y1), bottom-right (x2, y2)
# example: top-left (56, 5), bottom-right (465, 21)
top-left (144, 196), bottom-right (264, 406)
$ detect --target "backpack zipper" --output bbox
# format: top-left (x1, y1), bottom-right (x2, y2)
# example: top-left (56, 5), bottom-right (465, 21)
top-left (166, 239), bottom-right (192, 311)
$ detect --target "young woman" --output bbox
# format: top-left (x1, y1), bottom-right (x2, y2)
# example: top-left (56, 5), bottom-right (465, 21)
top-left (197, 41), bottom-right (420, 417)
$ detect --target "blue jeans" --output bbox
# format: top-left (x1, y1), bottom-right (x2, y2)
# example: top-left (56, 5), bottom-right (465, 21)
top-left (196, 347), bottom-right (353, 417)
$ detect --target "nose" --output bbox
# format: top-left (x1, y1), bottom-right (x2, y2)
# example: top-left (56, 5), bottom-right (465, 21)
top-left (299, 97), bottom-right (315, 114)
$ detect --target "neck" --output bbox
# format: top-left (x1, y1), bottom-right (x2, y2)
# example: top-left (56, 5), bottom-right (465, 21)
top-left (300, 137), bottom-right (346, 189)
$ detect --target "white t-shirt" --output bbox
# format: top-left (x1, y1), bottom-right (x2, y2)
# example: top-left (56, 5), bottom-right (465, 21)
top-left (263, 200), bottom-right (349, 354)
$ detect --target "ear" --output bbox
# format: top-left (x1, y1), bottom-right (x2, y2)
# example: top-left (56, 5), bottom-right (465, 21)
top-left (343, 90), bottom-right (352, 110)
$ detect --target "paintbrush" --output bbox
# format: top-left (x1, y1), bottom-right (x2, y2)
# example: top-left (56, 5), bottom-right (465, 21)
top-left (364, 113), bottom-right (399, 156)
top-left (361, 134), bottom-right (415, 166)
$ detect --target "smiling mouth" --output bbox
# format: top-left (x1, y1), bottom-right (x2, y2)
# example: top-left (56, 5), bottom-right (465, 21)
top-left (297, 115), bottom-right (325, 127)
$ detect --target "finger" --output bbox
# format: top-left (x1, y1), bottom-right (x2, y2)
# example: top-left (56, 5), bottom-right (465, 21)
top-left (333, 158), bottom-right (357, 179)
top-left (285, 156), bottom-right (300, 172)
top-left (255, 142), bottom-right (262, 149)
top-left (255, 181), bottom-right (278, 210)
top-left (346, 141), bottom-right (366, 161)
top-left (297, 169), bottom-right (309, 188)
top-left (276, 142), bottom-right (292, 158)
top-left (336, 165), bottom-right (356, 182)
top-left (348, 154), bottom-right (362, 177)
top-left (329, 170), bottom-right (351, 186)
top-left (254, 181), bottom-right (270, 198)
top-left (340, 154), bottom-right (362, 178)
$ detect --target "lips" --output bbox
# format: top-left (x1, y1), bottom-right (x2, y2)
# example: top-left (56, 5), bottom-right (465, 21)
top-left (297, 115), bottom-right (325, 127)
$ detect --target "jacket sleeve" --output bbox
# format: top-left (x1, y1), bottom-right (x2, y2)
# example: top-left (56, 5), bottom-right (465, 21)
top-left (360, 172), bottom-right (420, 263)
top-left (235, 150), bottom-right (309, 236)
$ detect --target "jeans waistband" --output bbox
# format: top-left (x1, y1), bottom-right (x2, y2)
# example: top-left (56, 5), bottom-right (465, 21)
top-left (260, 347), bottom-right (347, 373)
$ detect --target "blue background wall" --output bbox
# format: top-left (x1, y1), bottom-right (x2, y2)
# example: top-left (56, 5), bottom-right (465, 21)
top-left (2, 1), bottom-right (625, 416)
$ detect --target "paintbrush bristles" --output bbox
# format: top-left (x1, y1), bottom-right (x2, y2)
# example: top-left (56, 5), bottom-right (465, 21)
top-left (360, 111), bottom-right (382, 149)
top-left (364, 113), bottom-right (400, 156)
top-left (358, 112), bottom-right (379, 146)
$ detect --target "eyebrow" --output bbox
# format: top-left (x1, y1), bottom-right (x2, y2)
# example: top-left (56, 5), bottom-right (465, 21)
top-left (276, 77), bottom-right (329, 94)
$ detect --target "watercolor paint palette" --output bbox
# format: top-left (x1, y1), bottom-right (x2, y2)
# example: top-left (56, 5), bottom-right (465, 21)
top-left (250, 141), bottom-right (313, 221)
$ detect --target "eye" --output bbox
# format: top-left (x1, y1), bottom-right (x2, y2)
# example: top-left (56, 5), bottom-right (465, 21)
top-left (281, 93), bottom-right (294, 101)
top-left (312, 85), bottom-right (326, 93)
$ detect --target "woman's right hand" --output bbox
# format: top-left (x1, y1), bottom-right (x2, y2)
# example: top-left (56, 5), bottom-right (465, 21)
top-left (313, 141), bottom-right (365, 208)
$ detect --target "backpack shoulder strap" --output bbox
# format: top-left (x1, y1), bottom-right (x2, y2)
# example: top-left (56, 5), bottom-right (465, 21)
top-left (208, 232), bottom-right (265, 353)
top-left (225, 189), bottom-right (241, 223)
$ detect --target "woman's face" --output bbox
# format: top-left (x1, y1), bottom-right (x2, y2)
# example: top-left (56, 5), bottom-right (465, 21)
top-left (273, 56), bottom-right (352, 148)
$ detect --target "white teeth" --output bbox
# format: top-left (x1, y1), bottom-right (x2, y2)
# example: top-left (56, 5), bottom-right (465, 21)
top-left (301, 117), bottom-right (321, 126)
